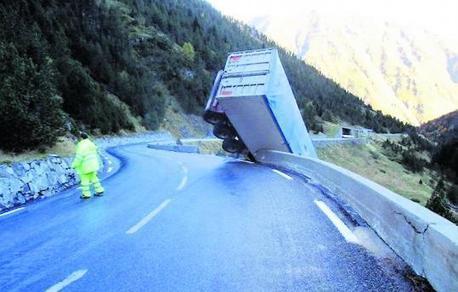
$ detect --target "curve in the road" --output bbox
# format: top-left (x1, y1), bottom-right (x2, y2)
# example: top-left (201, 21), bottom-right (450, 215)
top-left (0, 143), bottom-right (414, 291)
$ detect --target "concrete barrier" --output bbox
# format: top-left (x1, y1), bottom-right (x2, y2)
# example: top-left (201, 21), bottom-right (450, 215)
top-left (311, 137), bottom-right (367, 148)
top-left (256, 150), bottom-right (458, 292)
top-left (147, 144), bottom-right (199, 153)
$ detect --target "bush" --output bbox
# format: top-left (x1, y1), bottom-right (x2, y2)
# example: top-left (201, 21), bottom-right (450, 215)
top-left (432, 140), bottom-right (458, 183)
top-left (0, 43), bottom-right (64, 152)
top-left (426, 180), bottom-right (457, 224)
top-left (58, 58), bottom-right (133, 134)
top-left (401, 149), bottom-right (427, 172)
top-left (447, 185), bottom-right (458, 206)
top-left (141, 84), bottom-right (167, 129)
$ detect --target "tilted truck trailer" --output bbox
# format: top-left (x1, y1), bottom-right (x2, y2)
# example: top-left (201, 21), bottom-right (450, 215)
top-left (203, 48), bottom-right (317, 160)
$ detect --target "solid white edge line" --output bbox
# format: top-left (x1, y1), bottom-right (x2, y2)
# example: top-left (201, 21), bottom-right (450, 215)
top-left (272, 169), bottom-right (293, 180)
top-left (176, 166), bottom-right (188, 191)
top-left (45, 269), bottom-right (88, 292)
top-left (314, 200), bottom-right (359, 243)
top-left (126, 199), bottom-right (172, 234)
top-left (0, 207), bottom-right (25, 218)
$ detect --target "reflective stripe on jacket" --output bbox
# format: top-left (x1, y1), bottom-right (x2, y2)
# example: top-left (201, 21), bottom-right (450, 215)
top-left (71, 139), bottom-right (100, 174)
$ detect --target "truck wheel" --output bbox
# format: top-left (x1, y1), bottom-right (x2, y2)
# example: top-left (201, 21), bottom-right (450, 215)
top-left (246, 153), bottom-right (256, 162)
top-left (203, 111), bottom-right (226, 125)
top-left (213, 121), bottom-right (235, 139)
top-left (223, 138), bottom-right (244, 153)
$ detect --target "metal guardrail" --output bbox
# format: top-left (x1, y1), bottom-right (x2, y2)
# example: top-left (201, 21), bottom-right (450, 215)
top-left (147, 144), bottom-right (199, 153)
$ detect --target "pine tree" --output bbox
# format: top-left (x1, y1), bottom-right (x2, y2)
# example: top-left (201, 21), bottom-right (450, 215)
top-left (182, 42), bottom-right (196, 63)
top-left (0, 43), bottom-right (64, 152)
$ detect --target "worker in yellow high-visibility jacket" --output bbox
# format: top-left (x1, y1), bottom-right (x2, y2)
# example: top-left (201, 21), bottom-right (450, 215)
top-left (72, 132), bottom-right (104, 199)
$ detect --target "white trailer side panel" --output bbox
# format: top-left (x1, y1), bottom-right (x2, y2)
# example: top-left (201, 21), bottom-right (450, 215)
top-left (219, 96), bottom-right (290, 153)
top-left (216, 48), bottom-right (317, 158)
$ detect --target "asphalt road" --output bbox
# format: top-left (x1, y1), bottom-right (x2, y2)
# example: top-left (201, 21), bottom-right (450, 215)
top-left (0, 144), bottom-right (414, 291)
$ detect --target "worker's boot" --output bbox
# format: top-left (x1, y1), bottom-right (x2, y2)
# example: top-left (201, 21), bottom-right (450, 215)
top-left (80, 183), bottom-right (91, 199)
top-left (93, 174), bottom-right (104, 197)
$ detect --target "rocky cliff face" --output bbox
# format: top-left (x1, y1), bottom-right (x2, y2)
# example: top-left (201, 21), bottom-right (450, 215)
top-left (250, 11), bottom-right (458, 125)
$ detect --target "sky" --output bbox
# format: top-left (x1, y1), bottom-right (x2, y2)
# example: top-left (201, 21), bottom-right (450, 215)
top-left (206, 0), bottom-right (458, 38)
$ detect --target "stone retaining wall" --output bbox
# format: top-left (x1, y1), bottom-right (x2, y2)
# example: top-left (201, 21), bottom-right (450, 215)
top-left (0, 131), bottom-right (174, 213)
top-left (0, 156), bottom-right (78, 211)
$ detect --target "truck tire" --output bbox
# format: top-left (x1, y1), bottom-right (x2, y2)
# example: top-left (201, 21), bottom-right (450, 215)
top-left (246, 153), bottom-right (256, 162)
top-left (203, 111), bottom-right (226, 125)
top-left (213, 121), bottom-right (236, 139)
top-left (222, 138), bottom-right (245, 153)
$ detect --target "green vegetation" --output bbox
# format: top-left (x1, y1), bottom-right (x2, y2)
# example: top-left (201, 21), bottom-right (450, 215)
top-left (317, 141), bottom-right (436, 205)
top-left (0, 43), bottom-right (64, 152)
top-left (183, 140), bottom-right (224, 156)
top-left (420, 110), bottom-right (457, 183)
top-left (417, 111), bottom-right (458, 223)
top-left (0, 136), bottom-right (76, 164)
top-left (426, 180), bottom-right (458, 224)
top-left (384, 129), bottom-right (457, 223)
top-left (159, 97), bottom-right (211, 139)
top-left (0, 0), bottom-right (408, 154)
top-left (322, 122), bottom-right (342, 138)
top-left (432, 140), bottom-right (458, 183)
top-left (382, 137), bottom-right (430, 173)
top-left (318, 126), bottom-right (457, 223)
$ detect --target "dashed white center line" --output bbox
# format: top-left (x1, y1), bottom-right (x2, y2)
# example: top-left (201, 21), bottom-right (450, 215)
top-left (126, 199), bottom-right (172, 234)
top-left (272, 169), bottom-right (293, 180)
top-left (176, 165), bottom-right (188, 191)
top-left (45, 269), bottom-right (87, 292)
top-left (314, 200), bottom-right (359, 244)
top-left (0, 207), bottom-right (25, 218)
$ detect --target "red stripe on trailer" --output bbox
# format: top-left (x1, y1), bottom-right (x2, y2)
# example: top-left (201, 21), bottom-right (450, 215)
top-left (221, 90), bottom-right (232, 96)
top-left (230, 55), bottom-right (242, 62)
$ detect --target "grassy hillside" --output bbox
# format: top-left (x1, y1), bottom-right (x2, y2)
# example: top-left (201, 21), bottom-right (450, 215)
top-left (317, 125), bottom-right (457, 223)
top-left (0, 0), bottom-right (408, 153)
top-left (318, 141), bottom-right (436, 205)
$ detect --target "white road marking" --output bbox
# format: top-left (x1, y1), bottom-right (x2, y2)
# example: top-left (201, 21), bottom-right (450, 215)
top-left (176, 165), bottom-right (188, 191)
top-left (126, 199), bottom-right (172, 234)
top-left (314, 200), bottom-right (359, 244)
top-left (0, 207), bottom-right (25, 218)
top-left (107, 166), bottom-right (113, 173)
top-left (272, 169), bottom-right (293, 180)
top-left (241, 160), bottom-right (254, 164)
top-left (45, 269), bottom-right (87, 292)
top-left (107, 160), bottom-right (112, 165)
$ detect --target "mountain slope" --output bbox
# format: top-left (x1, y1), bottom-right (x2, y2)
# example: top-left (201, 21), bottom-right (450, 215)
top-left (250, 11), bottom-right (458, 125)
top-left (0, 0), bottom-right (407, 152)
top-left (420, 110), bottom-right (458, 184)
top-left (420, 110), bottom-right (458, 144)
